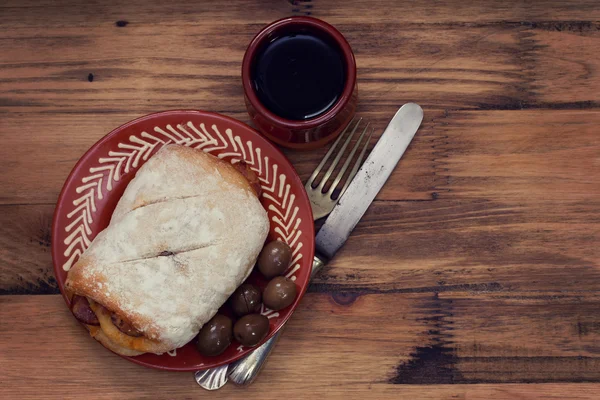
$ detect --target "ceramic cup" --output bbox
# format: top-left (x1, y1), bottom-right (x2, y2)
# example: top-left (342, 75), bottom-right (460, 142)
top-left (242, 16), bottom-right (357, 150)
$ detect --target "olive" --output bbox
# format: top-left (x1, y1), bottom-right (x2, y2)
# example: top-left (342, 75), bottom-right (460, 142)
top-left (233, 314), bottom-right (270, 347)
top-left (263, 276), bottom-right (297, 311)
top-left (196, 314), bottom-right (233, 356)
top-left (229, 284), bottom-right (262, 316)
top-left (257, 240), bottom-right (292, 279)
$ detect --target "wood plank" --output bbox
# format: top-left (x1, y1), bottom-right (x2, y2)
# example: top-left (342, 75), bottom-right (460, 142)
top-left (2, 0), bottom-right (600, 26)
top-left (318, 201), bottom-right (600, 292)
top-left (3, 91), bottom-right (598, 208)
top-left (1, 294), bottom-right (599, 399)
top-left (530, 27), bottom-right (600, 104)
top-left (4, 192), bottom-right (599, 295)
top-left (7, 22), bottom-right (590, 113)
top-left (0, 23), bottom-right (527, 114)
top-left (0, 111), bottom-right (439, 204)
top-left (426, 293), bottom-right (600, 383)
top-left (314, 0), bottom-right (600, 23)
top-left (437, 109), bottom-right (600, 203)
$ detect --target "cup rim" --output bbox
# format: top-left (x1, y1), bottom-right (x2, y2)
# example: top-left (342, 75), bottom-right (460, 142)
top-left (242, 16), bottom-right (356, 129)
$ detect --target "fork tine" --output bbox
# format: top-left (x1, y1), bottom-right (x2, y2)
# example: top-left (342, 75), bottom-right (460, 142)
top-left (339, 126), bottom-right (373, 197)
top-left (327, 122), bottom-right (370, 196)
top-left (316, 118), bottom-right (362, 190)
top-left (305, 117), bottom-right (357, 189)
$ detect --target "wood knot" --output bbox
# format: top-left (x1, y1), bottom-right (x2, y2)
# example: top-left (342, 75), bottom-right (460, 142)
top-left (331, 292), bottom-right (359, 306)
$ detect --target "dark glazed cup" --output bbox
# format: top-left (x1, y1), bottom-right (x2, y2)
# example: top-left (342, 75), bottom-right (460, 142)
top-left (242, 17), bottom-right (357, 150)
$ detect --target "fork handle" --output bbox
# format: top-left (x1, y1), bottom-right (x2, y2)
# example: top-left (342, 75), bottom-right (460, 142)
top-left (228, 255), bottom-right (326, 386)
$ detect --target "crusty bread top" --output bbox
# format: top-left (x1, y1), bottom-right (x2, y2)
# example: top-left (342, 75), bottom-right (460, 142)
top-left (110, 145), bottom-right (259, 224)
top-left (65, 145), bottom-right (269, 353)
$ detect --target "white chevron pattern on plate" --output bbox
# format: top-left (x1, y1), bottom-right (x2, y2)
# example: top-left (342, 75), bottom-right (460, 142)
top-left (61, 121), bottom-right (304, 291)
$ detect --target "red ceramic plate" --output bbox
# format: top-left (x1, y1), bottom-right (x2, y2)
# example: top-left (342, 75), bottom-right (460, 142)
top-left (52, 110), bottom-right (315, 371)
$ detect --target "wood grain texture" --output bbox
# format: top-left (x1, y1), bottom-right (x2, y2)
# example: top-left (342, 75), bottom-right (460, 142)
top-left (0, 205), bottom-right (54, 294)
top-left (3, 110), bottom-right (598, 295)
top-left (2, 295), bottom-right (600, 399)
top-left (1, 0), bottom-right (600, 398)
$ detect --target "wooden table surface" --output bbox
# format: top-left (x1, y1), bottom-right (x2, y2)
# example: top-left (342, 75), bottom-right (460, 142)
top-left (1, 0), bottom-right (599, 398)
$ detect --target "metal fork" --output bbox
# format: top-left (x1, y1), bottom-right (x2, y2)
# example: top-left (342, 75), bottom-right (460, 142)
top-left (306, 118), bottom-right (374, 219)
top-left (196, 117), bottom-right (373, 390)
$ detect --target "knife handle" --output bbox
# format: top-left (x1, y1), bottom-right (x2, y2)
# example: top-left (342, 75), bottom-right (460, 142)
top-left (228, 255), bottom-right (326, 386)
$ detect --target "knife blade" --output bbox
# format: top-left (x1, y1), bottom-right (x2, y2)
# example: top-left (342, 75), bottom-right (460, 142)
top-left (315, 102), bottom-right (423, 260)
top-left (222, 103), bottom-right (423, 387)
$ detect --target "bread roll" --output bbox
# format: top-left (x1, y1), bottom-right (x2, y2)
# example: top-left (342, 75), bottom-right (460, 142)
top-left (65, 145), bottom-right (269, 355)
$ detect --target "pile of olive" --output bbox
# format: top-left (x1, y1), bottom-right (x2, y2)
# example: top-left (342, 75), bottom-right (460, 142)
top-left (258, 241), bottom-right (297, 310)
top-left (196, 240), bottom-right (298, 356)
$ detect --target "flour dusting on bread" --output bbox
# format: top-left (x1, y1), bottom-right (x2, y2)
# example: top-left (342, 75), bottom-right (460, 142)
top-left (65, 145), bottom-right (269, 354)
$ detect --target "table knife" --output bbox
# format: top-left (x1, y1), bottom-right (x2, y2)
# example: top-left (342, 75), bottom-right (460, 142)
top-left (201, 102), bottom-right (424, 388)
